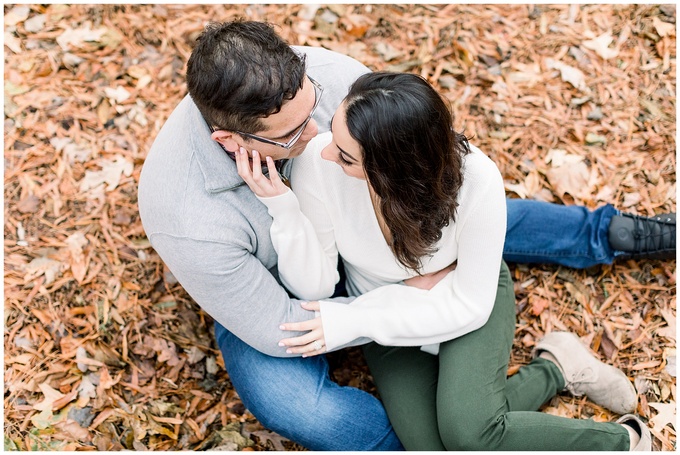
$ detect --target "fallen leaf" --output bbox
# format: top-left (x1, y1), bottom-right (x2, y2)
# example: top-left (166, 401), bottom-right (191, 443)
top-left (30, 382), bottom-right (77, 428)
top-left (186, 346), bottom-right (206, 364)
top-left (24, 255), bottom-right (64, 285)
top-left (585, 132), bottom-right (607, 145)
top-left (374, 42), bottom-right (404, 62)
top-left (4, 5), bottom-right (30, 25)
top-left (77, 376), bottom-right (97, 406)
top-left (24, 14), bottom-right (47, 33)
top-left (17, 195), bottom-right (41, 213)
top-left (622, 193), bottom-right (641, 208)
top-left (65, 232), bottom-right (89, 283)
top-left (652, 17), bottom-right (676, 38)
top-left (648, 402), bottom-right (676, 430)
top-left (104, 86), bottom-right (131, 104)
top-left (56, 25), bottom-right (108, 51)
top-left (530, 296), bottom-right (549, 316)
top-left (545, 149), bottom-right (591, 199)
top-left (249, 430), bottom-right (289, 451)
top-left (4, 31), bottom-right (23, 54)
top-left (51, 138), bottom-right (93, 164)
top-left (55, 420), bottom-right (92, 441)
top-left (5, 81), bottom-right (31, 96)
top-left (664, 348), bottom-right (676, 378)
top-left (79, 155), bottom-right (133, 193)
top-left (545, 58), bottom-right (588, 92)
top-left (152, 338), bottom-right (180, 366)
top-left (582, 32), bottom-right (619, 59)
top-left (76, 346), bottom-right (91, 373)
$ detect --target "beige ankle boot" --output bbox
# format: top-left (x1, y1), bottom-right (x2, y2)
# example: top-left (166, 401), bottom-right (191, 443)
top-left (534, 332), bottom-right (637, 415)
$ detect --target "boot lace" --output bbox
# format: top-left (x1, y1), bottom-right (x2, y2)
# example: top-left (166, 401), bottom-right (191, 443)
top-left (629, 214), bottom-right (676, 255)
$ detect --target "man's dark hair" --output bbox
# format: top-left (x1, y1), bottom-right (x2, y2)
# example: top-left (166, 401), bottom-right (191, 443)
top-left (344, 72), bottom-right (470, 273)
top-left (186, 20), bottom-right (307, 133)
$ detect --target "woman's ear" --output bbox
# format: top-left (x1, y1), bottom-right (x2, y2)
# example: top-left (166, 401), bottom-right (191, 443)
top-left (211, 129), bottom-right (241, 153)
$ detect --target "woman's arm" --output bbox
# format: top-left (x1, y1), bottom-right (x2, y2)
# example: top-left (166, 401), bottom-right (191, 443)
top-left (403, 261), bottom-right (457, 290)
top-left (281, 154), bottom-right (507, 353)
top-left (236, 148), bottom-right (339, 300)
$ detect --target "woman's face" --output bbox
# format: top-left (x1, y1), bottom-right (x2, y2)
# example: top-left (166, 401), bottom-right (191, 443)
top-left (321, 102), bottom-right (366, 180)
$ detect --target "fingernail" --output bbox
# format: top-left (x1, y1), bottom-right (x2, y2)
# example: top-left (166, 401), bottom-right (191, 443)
top-left (239, 147), bottom-right (246, 154)
top-left (286, 349), bottom-right (292, 354)
top-left (302, 354), bottom-right (307, 358)
top-left (279, 325), bottom-right (285, 330)
top-left (278, 342), bottom-right (284, 347)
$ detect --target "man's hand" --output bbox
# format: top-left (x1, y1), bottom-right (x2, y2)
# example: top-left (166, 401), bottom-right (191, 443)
top-left (403, 261), bottom-right (457, 290)
top-left (278, 301), bottom-right (327, 357)
top-left (235, 147), bottom-right (289, 198)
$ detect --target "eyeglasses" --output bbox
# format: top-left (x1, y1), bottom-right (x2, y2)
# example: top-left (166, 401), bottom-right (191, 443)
top-left (234, 76), bottom-right (324, 150)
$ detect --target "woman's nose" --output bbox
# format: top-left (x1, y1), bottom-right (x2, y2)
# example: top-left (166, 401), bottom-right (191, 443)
top-left (320, 143), bottom-right (332, 161)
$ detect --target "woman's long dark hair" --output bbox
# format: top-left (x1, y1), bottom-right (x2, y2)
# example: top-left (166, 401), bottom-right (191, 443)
top-left (344, 72), bottom-right (470, 273)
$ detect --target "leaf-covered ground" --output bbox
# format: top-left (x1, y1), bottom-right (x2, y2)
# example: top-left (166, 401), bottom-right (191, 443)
top-left (4, 3), bottom-right (676, 451)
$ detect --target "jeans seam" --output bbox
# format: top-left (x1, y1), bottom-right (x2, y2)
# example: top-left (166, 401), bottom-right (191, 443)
top-left (505, 249), bottom-right (610, 261)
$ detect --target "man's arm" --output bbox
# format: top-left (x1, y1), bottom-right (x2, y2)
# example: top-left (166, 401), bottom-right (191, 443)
top-left (149, 232), bottom-right (326, 357)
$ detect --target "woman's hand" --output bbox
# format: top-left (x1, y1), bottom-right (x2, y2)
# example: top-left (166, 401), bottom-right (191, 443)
top-left (403, 261), bottom-right (457, 290)
top-left (278, 301), bottom-right (327, 357)
top-left (235, 147), bottom-right (289, 198)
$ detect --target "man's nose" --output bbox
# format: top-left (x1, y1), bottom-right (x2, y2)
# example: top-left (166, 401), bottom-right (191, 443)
top-left (301, 118), bottom-right (318, 140)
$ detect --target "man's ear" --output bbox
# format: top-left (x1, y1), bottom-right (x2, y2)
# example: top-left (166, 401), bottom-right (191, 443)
top-left (211, 129), bottom-right (241, 153)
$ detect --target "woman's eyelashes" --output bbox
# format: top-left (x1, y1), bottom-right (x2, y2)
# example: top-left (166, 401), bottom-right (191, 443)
top-left (337, 153), bottom-right (353, 166)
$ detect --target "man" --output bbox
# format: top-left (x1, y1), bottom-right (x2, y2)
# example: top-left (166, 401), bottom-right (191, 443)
top-left (138, 20), bottom-right (675, 450)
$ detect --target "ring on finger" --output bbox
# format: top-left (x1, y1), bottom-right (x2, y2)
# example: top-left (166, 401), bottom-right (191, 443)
top-left (312, 340), bottom-right (324, 351)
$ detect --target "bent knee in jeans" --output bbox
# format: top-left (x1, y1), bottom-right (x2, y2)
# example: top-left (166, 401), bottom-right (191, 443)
top-left (214, 323), bottom-right (401, 451)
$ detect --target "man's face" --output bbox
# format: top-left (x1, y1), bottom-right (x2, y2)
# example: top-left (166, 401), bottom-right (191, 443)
top-left (215, 76), bottom-right (320, 162)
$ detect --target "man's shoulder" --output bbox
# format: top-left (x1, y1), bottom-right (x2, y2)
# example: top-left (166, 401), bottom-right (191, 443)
top-left (292, 45), bottom-right (369, 71)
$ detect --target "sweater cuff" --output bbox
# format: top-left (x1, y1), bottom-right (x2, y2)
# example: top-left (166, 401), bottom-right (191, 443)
top-left (256, 189), bottom-right (299, 220)
top-left (318, 300), bottom-right (363, 351)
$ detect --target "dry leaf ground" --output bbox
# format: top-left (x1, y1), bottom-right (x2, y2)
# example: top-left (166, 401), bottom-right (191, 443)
top-left (4, 4), bottom-right (676, 451)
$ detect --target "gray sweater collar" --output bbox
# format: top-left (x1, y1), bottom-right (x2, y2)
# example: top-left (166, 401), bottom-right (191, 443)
top-left (186, 97), bottom-right (247, 193)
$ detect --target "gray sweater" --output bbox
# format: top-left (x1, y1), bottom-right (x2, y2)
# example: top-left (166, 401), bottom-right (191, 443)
top-left (138, 46), bottom-right (370, 357)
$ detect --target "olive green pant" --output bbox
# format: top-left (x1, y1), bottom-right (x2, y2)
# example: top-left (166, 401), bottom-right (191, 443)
top-left (363, 262), bottom-right (630, 451)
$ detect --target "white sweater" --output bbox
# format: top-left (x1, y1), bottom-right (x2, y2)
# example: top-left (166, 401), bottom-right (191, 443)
top-left (258, 132), bottom-right (507, 353)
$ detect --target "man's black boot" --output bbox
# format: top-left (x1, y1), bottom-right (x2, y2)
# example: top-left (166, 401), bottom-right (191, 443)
top-left (608, 213), bottom-right (676, 260)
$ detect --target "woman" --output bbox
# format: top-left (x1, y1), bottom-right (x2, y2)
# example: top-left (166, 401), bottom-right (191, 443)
top-left (236, 72), bottom-right (650, 451)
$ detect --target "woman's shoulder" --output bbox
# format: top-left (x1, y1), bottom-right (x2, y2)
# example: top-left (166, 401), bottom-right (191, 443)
top-left (463, 144), bottom-right (502, 179)
top-left (459, 143), bottom-right (505, 200)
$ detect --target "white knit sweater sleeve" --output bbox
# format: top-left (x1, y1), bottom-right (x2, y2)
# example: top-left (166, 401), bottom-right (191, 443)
top-left (318, 152), bottom-right (507, 351)
top-left (256, 187), bottom-right (339, 300)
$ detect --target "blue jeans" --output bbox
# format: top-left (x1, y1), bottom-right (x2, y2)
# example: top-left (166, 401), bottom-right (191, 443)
top-left (504, 199), bottom-right (620, 268)
top-left (214, 322), bottom-right (404, 451)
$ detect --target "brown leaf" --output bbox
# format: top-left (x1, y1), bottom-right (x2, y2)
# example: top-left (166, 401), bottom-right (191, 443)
top-left (648, 402), bottom-right (676, 430)
top-left (545, 151), bottom-right (591, 199)
top-left (17, 195), bottom-right (41, 213)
